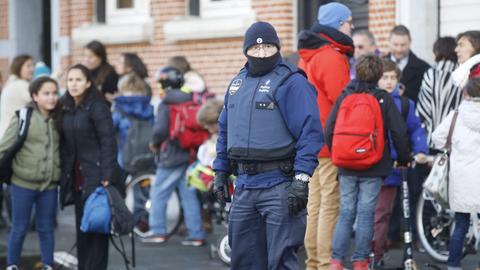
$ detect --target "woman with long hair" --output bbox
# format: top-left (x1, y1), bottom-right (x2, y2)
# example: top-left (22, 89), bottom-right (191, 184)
top-left (417, 37), bottom-right (462, 148)
top-left (0, 55), bottom-right (34, 139)
top-left (114, 52), bottom-right (151, 96)
top-left (83, 40), bottom-right (119, 102)
top-left (59, 64), bottom-right (117, 270)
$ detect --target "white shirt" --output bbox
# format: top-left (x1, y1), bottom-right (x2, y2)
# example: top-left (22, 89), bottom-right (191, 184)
top-left (390, 54), bottom-right (409, 72)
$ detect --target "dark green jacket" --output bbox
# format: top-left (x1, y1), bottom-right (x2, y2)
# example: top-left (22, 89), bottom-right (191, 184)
top-left (0, 108), bottom-right (61, 191)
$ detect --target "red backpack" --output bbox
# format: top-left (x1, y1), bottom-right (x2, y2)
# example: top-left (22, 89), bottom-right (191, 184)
top-left (331, 93), bottom-right (385, 170)
top-left (167, 93), bottom-right (210, 150)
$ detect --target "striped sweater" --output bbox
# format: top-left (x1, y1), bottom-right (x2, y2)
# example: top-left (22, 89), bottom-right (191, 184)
top-left (417, 60), bottom-right (463, 147)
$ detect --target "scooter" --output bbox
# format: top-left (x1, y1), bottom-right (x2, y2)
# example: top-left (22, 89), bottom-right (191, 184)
top-left (371, 166), bottom-right (419, 270)
top-left (400, 167), bottom-right (419, 270)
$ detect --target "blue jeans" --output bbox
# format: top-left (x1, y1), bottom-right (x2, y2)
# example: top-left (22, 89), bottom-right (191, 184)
top-left (229, 181), bottom-right (306, 270)
top-left (448, 212), bottom-right (470, 269)
top-left (332, 176), bottom-right (382, 262)
top-left (7, 184), bottom-right (57, 266)
top-left (149, 164), bottom-right (205, 239)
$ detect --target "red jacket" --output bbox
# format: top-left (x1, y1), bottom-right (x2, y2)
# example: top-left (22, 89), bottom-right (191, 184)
top-left (298, 25), bottom-right (353, 157)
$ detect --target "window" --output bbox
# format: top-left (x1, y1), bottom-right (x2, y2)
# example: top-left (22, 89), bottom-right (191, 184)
top-left (164, 0), bottom-right (255, 41)
top-left (117, 0), bottom-right (133, 9)
top-left (72, 0), bottom-right (153, 45)
top-left (189, 0), bottom-right (200, 16)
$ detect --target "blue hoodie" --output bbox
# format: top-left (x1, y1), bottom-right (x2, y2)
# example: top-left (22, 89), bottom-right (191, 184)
top-left (384, 86), bottom-right (428, 186)
top-left (112, 95), bottom-right (154, 167)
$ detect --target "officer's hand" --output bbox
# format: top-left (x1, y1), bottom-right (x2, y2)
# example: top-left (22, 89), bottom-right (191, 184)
top-left (213, 171), bottom-right (230, 207)
top-left (287, 177), bottom-right (309, 216)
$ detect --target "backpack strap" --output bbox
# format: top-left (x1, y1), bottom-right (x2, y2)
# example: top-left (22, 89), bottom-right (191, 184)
top-left (15, 107), bottom-right (33, 138)
top-left (399, 96), bottom-right (410, 122)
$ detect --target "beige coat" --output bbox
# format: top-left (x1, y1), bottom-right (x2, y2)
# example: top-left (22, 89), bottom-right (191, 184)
top-left (0, 75), bottom-right (31, 139)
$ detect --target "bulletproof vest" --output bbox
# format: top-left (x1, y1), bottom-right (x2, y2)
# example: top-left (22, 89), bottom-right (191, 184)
top-left (226, 61), bottom-right (299, 161)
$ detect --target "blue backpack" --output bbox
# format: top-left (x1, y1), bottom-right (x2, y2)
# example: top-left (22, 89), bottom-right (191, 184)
top-left (80, 187), bottom-right (111, 234)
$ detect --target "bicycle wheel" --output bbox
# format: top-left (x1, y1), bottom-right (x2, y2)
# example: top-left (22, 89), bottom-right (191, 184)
top-left (125, 173), bottom-right (183, 238)
top-left (416, 191), bottom-right (453, 262)
top-left (217, 233), bottom-right (231, 266)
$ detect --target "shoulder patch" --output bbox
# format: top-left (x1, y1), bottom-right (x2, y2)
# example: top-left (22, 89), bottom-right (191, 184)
top-left (229, 79), bottom-right (242, 96)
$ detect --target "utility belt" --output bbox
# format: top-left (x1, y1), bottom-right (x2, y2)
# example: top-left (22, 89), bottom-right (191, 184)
top-left (230, 159), bottom-right (294, 176)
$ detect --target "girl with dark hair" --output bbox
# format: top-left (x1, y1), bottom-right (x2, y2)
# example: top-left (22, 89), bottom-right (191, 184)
top-left (59, 64), bottom-right (117, 270)
top-left (0, 77), bottom-right (61, 270)
top-left (114, 52), bottom-right (152, 96)
top-left (115, 52), bottom-right (148, 79)
top-left (417, 37), bottom-right (462, 147)
top-left (432, 78), bottom-right (480, 270)
top-left (452, 31), bottom-right (480, 86)
top-left (0, 54), bottom-right (34, 139)
top-left (83, 40), bottom-right (119, 102)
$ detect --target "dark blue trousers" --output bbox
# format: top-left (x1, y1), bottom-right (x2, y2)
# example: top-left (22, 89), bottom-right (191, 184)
top-left (229, 181), bottom-right (306, 270)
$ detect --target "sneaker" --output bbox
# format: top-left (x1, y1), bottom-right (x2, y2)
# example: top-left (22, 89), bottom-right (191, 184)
top-left (41, 265), bottom-right (54, 270)
top-left (353, 259), bottom-right (370, 270)
top-left (181, 238), bottom-right (205, 247)
top-left (6, 265), bottom-right (19, 270)
top-left (328, 259), bottom-right (344, 270)
top-left (140, 233), bottom-right (167, 244)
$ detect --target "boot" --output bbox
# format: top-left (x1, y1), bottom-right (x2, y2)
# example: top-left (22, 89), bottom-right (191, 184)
top-left (328, 259), bottom-right (344, 270)
top-left (353, 259), bottom-right (370, 270)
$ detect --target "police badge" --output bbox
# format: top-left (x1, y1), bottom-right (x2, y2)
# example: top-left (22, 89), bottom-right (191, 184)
top-left (229, 79), bottom-right (242, 95)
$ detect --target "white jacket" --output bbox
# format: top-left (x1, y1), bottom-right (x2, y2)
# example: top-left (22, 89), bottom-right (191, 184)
top-left (0, 75), bottom-right (31, 139)
top-left (432, 100), bottom-right (480, 213)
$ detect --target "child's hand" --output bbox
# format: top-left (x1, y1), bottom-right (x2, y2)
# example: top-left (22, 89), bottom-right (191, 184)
top-left (414, 153), bottom-right (428, 164)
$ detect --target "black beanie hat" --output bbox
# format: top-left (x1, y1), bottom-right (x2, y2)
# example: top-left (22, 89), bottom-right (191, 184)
top-left (243, 21), bottom-right (281, 54)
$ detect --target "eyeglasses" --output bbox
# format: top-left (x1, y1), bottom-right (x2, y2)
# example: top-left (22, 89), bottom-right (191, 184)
top-left (249, 44), bottom-right (277, 53)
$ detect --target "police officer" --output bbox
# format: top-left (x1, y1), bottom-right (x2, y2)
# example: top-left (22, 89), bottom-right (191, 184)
top-left (213, 22), bottom-right (324, 270)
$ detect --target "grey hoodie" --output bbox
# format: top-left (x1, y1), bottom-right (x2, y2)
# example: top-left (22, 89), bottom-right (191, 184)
top-left (151, 89), bottom-right (193, 168)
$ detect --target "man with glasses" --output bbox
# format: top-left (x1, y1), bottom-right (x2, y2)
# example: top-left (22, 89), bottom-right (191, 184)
top-left (213, 21), bottom-right (323, 269)
top-left (350, 29), bottom-right (379, 79)
top-left (297, 3), bottom-right (355, 270)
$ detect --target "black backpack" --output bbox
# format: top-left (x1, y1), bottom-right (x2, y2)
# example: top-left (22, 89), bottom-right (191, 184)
top-left (400, 96), bottom-right (410, 122)
top-left (105, 185), bottom-right (136, 270)
top-left (0, 107), bottom-right (33, 184)
top-left (121, 114), bottom-right (154, 174)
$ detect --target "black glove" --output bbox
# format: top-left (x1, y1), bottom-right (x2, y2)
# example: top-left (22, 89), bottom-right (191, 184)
top-left (287, 179), bottom-right (309, 216)
top-left (213, 171), bottom-right (231, 206)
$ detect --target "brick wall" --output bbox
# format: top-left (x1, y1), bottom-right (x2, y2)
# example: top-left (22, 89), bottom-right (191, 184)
top-left (63, 0), bottom-right (294, 95)
top-left (0, 0), bottom-right (9, 81)
top-left (0, 0), bottom-right (8, 39)
top-left (368, 0), bottom-right (396, 54)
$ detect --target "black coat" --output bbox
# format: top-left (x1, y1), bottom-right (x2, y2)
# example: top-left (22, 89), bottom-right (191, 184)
top-left (389, 51), bottom-right (430, 103)
top-left (59, 89), bottom-right (118, 207)
top-left (325, 79), bottom-right (411, 178)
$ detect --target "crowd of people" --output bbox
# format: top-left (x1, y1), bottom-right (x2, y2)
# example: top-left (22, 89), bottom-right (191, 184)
top-left (0, 2), bottom-right (480, 270)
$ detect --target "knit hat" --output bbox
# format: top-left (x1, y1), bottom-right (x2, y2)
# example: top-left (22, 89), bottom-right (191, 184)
top-left (243, 22), bottom-right (280, 54)
top-left (317, 3), bottom-right (352, 30)
top-left (33, 61), bottom-right (51, 79)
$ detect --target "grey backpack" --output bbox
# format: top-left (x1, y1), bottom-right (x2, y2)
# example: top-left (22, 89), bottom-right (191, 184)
top-left (122, 115), bottom-right (154, 174)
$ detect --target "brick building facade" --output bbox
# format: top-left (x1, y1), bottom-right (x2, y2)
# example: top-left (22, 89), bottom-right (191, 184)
top-left (1, 0), bottom-right (479, 94)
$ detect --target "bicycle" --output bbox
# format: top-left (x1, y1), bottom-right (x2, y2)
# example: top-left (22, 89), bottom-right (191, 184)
top-left (416, 189), bottom-right (480, 263)
top-left (123, 154), bottom-right (183, 238)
